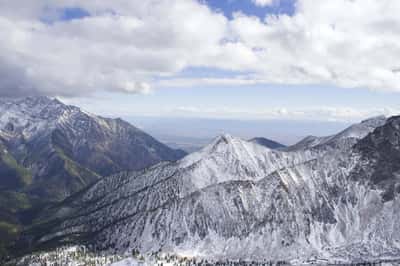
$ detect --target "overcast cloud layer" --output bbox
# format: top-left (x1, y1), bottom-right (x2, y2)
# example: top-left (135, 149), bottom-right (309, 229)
top-left (1, 0), bottom-right (400, 97)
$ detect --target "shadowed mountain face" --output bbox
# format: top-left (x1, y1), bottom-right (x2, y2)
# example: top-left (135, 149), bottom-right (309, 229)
top-left (0, 96), bottom-right (186, 201)
top-left (352, 116), bottom-right (400, 202)
top-left (249, 137), bottom-right (286, 149)
top-left (19, 116), bottom-right (400, 263)
top-left (0, 96), bottom-right (186, 255)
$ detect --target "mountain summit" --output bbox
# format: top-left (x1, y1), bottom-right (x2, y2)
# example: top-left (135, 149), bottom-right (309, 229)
top-left (18, 116), bottom-right (400, 264)
top-left (0, 96), bottom-right (186, 200)
top-left (0, 96), bottom-right (186, 252)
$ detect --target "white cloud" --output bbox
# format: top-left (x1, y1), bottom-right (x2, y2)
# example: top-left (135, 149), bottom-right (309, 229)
top-left (1, 0), bottom-right (400, 97)
top-left (63, 93), bottom-right (399, 122)
top-left (226, 1), bottom-right (400, 91)
top-left (156, 76), bottom-right (263, 88)
top-left (251, 0), bottom-right (275, 7)
top-left (0, 0), bottom-right (228, 97)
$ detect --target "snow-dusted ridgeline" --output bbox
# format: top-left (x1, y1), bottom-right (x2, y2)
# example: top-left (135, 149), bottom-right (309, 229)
top-left (18, 115), bottom-right (400, 264)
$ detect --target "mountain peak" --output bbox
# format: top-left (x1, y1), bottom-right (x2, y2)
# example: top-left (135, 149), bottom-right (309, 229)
top-left (3, 96), bottom-right (69, 115)
top-left (181, 134), bottom-right (255, 167)
top-left (0, 96), bottom-right (187, 198)
top-left (17, 95), bottom-right (63, 107)
top-left (15, 114), bottom-right (400, 264)
top-left (205, 134), bottom-right (249, 153)
top-left (360, 115), bottom-right (386, 126)
top-left (333, 115), bottom-right (386, 141)
top-left (212, 133), bottom-right (235, 145)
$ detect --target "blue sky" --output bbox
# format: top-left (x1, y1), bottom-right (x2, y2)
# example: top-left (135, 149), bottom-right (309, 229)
top-left (204, 0), bottom-right (295, 19)
top-left (57, 0), bottom-right (295, 21)
top-left (60, 7), bottom-right (90, 20)
top-left (56, 0), bottom-right (295, 22)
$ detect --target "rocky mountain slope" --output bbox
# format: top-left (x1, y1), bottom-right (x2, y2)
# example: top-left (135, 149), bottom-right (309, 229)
top-left (0, 96), bottom-right (186, 258)
top-left (285, 116), bottom-right (386, 152)
top-left (16, 115), bottom-right (400, 264)
top-left (0, 96), bottom-right (186, 201)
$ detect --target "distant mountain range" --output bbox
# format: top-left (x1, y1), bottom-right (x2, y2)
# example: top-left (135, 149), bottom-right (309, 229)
top-left (15, 115), bottom-right (400, 264)
top-left (0, 96), bottom-right (186, 255)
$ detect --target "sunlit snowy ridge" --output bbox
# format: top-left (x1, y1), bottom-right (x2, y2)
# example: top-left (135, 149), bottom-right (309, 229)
top-left (13, 115), bottom-right (400, 264)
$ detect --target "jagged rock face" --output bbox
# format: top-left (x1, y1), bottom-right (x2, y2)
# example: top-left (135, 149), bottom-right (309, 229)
top-left (0, 96), bottom-right (186, 201)
top-left (352, 116), bottom-right (400, 201)
top-left (20, 116), bottom-right (400, 263)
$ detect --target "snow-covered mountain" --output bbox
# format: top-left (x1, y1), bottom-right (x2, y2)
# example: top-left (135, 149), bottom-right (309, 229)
top-left (285, 116), bottom-right (386, 152)
top-left (17, 115), bottom-right (400, 264)
top-left (0, 96), bottom-right (186, 201)
top-left (0, 96), bottom-right (187, 259)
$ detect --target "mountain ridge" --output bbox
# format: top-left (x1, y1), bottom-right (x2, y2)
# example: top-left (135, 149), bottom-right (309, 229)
top-left (285, 115), bottom-right (386, 152)
top-left (14, 115), bottom-right (399, 264)
top-left (0, 96), bottom-right (187, 258)
top-left (0, 96), bottom-right (187, 199)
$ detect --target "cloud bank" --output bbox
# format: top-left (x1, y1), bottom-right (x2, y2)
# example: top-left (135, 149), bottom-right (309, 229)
top-left (1, 0), bottom-right (400, 97)
top-left (168, 106), bottom-right (397, 122)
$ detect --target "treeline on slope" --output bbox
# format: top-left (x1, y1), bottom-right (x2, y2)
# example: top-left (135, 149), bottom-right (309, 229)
top-left (8, 246), bottom-right (397, 266)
